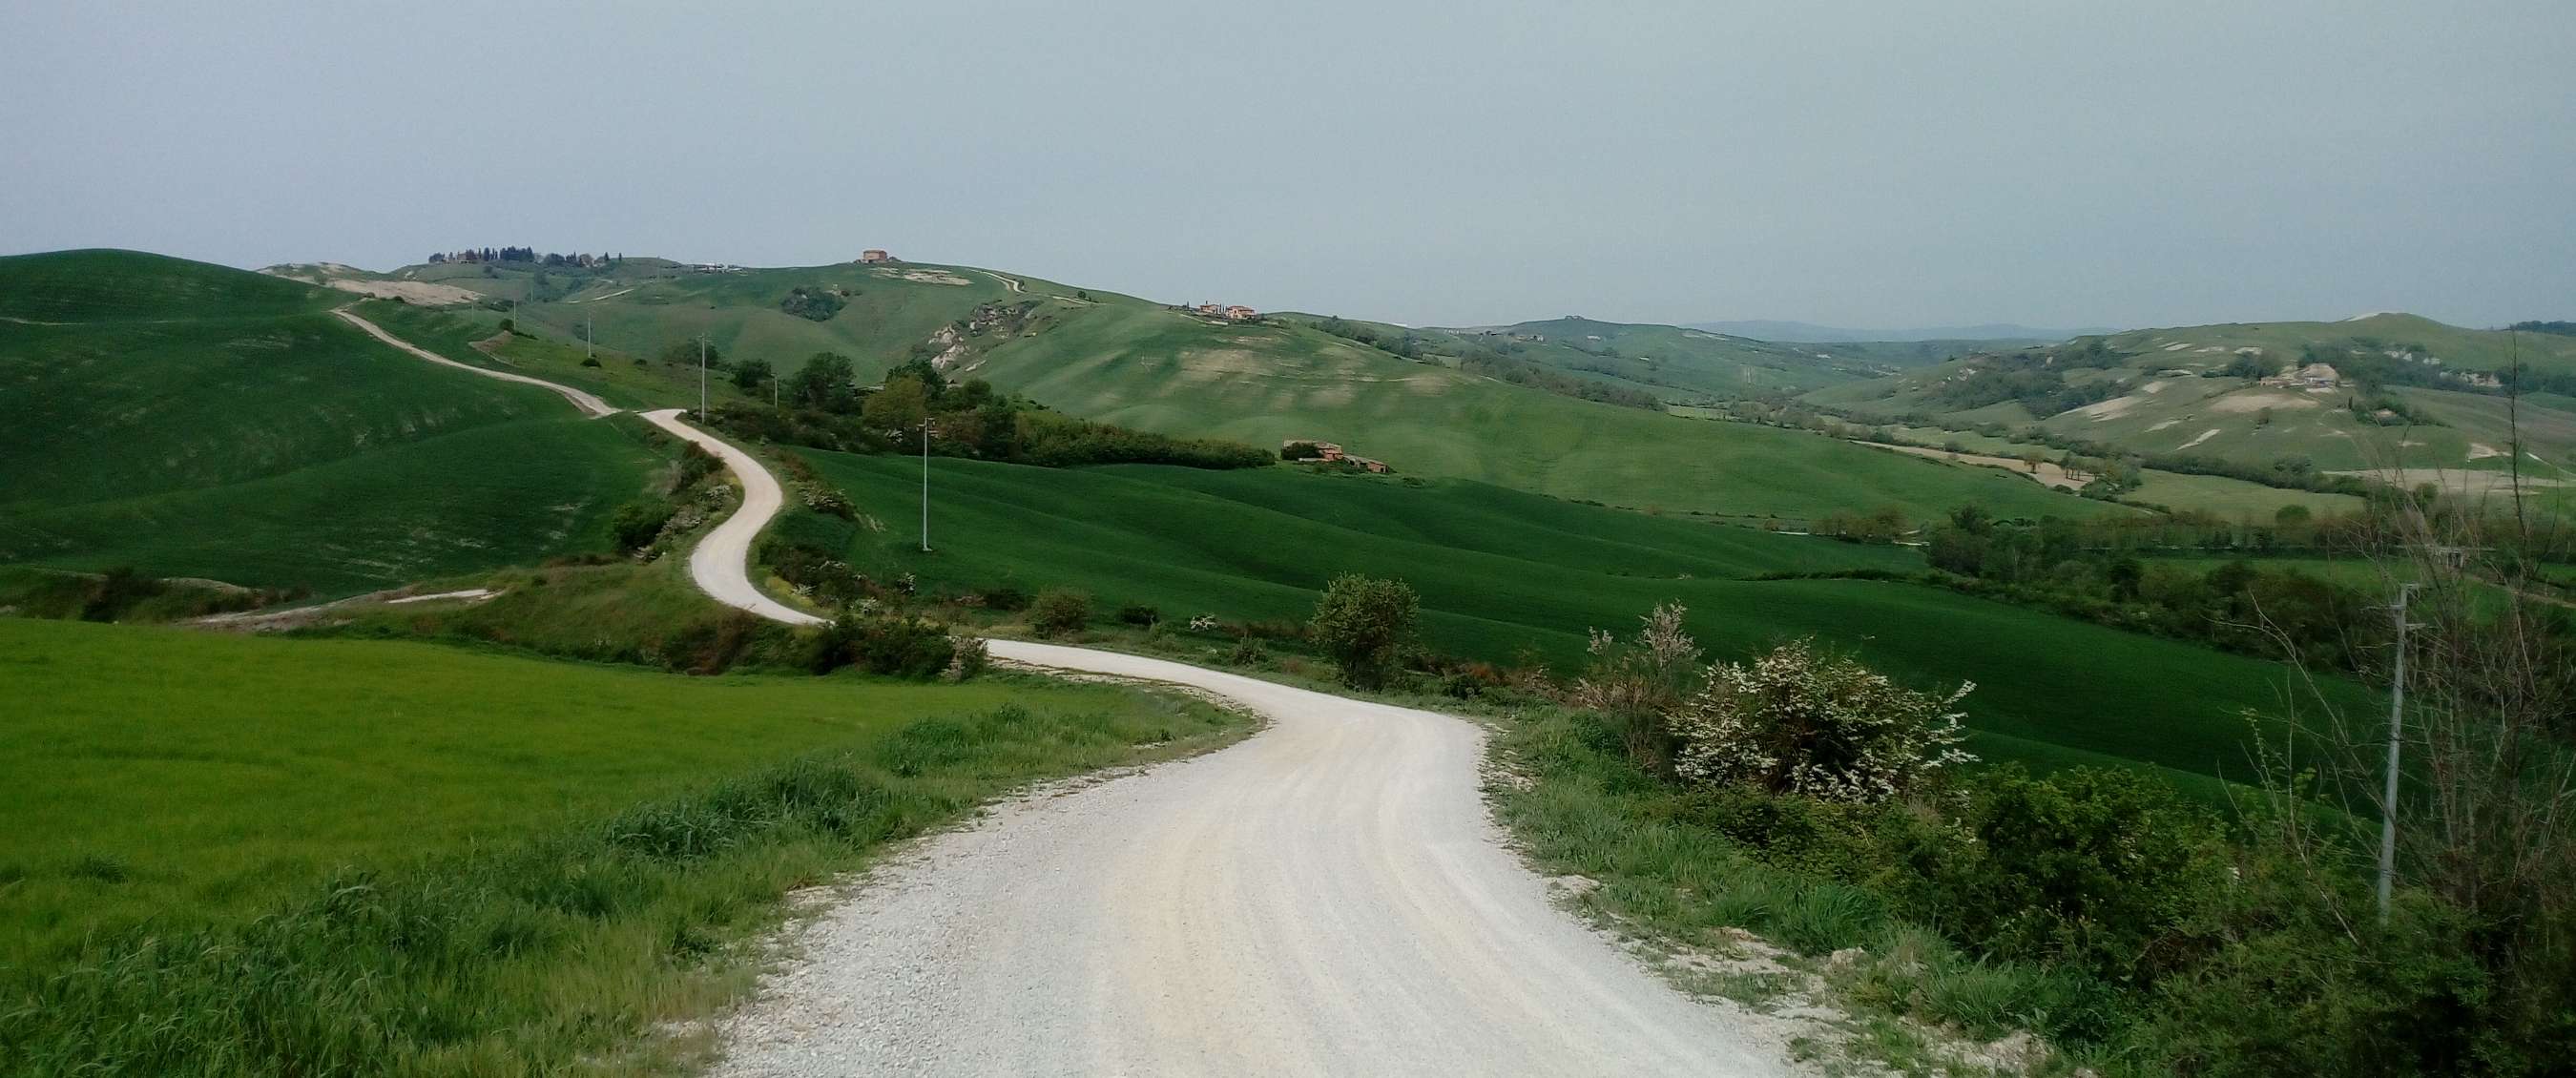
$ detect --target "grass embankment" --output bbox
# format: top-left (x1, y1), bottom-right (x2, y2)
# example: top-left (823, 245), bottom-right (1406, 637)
top-left (0, 618), bottom-right (1247, 1076)
top-left (0, 251), bottom-right (666, 596)
top-left (781, 451), bottom-right (2370, 792)
top-left (1490, 706), bottom-right (2093, 1072)
top-left (322, 558), bottom-right (811, 673)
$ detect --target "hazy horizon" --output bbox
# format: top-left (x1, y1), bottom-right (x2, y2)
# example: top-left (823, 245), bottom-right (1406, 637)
top-left (4, 1), bottom-right (2570, 331)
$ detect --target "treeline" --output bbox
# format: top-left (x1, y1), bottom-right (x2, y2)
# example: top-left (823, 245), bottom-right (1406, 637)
top-left (1929, 339), bottom-right (2128, 414)
top-left (1918, 506), bottom-right (2392, 673)
top-left (2507, 320), bottom-right (2576, 337)
top-left (779, 285), bottom-right (845, 322)
top-left (426, 247), bottom-right (619, 267)
top-left (709, 355), bottom-right (1271, 470)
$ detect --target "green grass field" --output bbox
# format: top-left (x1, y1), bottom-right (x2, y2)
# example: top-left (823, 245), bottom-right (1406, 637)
top-left (0, 617), bottom-right (1245, 1074)
top-left (0, 251), bottom-right (670, 596)
top-left (787, 450), bottom-right (2370, 790)
top-left (352, 299), bottom-right (762, 414)
top-left (1279, 314), bottom-right (1965, 401)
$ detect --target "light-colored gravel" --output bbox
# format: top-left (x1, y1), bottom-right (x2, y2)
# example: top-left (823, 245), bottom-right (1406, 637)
top-left (711, 640), bottom-right (1796, 1077)
top-left (635, 408), bottom-right (827, 626)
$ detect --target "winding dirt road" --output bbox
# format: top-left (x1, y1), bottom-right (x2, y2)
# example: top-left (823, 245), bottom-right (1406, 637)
top-left (335, 308), bottom-right (618, 418)
top-left (652, 415), bottom-right (1791, 1075)
top-left (368, 322), bottom-right (1789, 1073)
top-left (635, 408), bottom-right (826, 626)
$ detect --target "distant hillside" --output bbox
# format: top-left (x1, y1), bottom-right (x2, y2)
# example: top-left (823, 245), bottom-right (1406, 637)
top-left (1804, 313), bottom-right (2576, 512)
top-left (0, 250), bottom-right (663, 594)
top-left (1382, 315), bottom-right (1957, 402)
top-left (359, 254), bottom-right (2117, 522)
top-left (1690, 319), bottom-right (2115, 343)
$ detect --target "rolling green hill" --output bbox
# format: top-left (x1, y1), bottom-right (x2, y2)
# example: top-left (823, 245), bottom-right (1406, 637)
top-left (1806, 314), bottom-right (2576, 506)
top-left (0, 250), bottom-right (667, 595)
top-left (1283, 314), bottom-right (1968, 403)
top-left (345, 255), bottom-right (2120, 522)
top-left (779, 449), bottom-right (2367, 791)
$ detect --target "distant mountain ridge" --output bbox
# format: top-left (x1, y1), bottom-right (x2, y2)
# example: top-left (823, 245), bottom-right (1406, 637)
top-left (1688, 319), bottom-right (2117, 343)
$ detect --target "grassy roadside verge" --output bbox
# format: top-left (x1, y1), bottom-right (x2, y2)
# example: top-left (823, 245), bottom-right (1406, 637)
top-left (1486, 706), bottom-right (2101, 1076)
top-left (0, 619), bottom-right (1253, 1077)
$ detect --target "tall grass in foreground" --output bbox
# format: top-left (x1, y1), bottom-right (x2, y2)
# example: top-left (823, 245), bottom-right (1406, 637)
top-left (0, 701), bottom-right (1245, 1077)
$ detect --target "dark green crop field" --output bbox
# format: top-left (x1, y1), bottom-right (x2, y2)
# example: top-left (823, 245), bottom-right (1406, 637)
top-left (0, 251), bottom-right (666, 595)
top-left (791, 451), bottom-right (2366, 790)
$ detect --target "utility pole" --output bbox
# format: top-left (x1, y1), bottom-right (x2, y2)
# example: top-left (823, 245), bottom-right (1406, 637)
top-left (920, 417), bottom-right (933, 552)
top-left (585, 313), bottom-right (592, 359)
top-left (2378, 582), bottom-right (2420, 923)
top-left (697, 336), bottom-right (709, 421)
top-left (771, 374), bottom-right (779, 409)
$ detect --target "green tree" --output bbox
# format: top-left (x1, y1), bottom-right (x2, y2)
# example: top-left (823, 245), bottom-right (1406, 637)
top-left (862, 375), bottom-right (929, 434)
top-left (730, 357), bottom-right (775, 395)
top-left (1308, 574), bottom-right (1419, 690)
top-left (787, 351), bottom-right (858, 412)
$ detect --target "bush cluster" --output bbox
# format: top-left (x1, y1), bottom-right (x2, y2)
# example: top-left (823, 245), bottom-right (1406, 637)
top-left (1554, 600), bottom-right (2573, 1074)
top-left (1672, 639), bottom-right (1973, 803)
top-left (805, 614), bottom-right (960, 679)
top-left (1307, 573), bottom-right (1418, 689)
top-left (703, 359), bottom-right (1271, 471)
top-left (1028, 590), bottom-right (1091, 637)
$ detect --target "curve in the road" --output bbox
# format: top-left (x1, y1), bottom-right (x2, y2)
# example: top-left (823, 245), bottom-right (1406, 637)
top-left (363, 316), bottom-right (1787, 1073)
top-left (335, 308), bottom-right (619, 419)
top-left (635, 408), bottom-right (825, 626)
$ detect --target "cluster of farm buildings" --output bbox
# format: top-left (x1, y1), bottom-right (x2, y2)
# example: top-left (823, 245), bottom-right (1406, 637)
top-left (1283, 440), bottom-right (1389, 473)
top-left (1192, 301), bottom-right (1259, 321)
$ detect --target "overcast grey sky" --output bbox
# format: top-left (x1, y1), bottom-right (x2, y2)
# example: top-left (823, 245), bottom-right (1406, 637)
top-left (4, 1), bottom-right (2569, 330)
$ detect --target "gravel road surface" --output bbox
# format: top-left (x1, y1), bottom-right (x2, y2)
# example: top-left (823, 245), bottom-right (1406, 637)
top-left (710, 640), bottom-right (1790, 1077)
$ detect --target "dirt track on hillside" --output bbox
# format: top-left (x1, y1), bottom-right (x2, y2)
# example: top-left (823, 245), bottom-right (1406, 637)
top-left (334, 308), bottom-right (617, 418)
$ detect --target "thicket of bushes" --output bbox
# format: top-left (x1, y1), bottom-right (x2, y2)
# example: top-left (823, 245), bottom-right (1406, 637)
top-left (1549, 600), bottom-right (2574, 1075)
top-left (706, 357), bottom-right (1271, 470)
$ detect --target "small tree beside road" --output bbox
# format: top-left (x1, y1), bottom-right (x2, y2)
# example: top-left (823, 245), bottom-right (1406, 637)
top-left (1309, 574), bottom-right (1419, 690)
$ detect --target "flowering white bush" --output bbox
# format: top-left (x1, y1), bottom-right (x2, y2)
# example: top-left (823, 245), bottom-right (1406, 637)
top-left (1672, 638), bottom-right (1974, 804)
top-left (1189, 613), bottom-right (1219, 632)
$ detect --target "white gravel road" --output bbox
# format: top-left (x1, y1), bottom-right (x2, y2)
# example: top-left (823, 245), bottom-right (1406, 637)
top-left (714, 639), bottom-right (1791, 1077)
top-left (334, 308), bottom-right (618, 418)
top-left (365, 335), bottom-right (1792, 1074)
top-left (636, 408), bottom-right (826, 627)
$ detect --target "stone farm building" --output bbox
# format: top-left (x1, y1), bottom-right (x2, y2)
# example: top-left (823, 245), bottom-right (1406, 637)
top-left (1281, 439), bottom-right (1389, 473)
top-left (858, 249), bottom-right (894, 263)
top-left (1194, 302), bottom-right (1260, 321)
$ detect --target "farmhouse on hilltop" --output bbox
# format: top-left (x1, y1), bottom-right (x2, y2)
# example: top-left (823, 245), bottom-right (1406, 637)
top-left (858, 249), bottom-right (894, 264)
